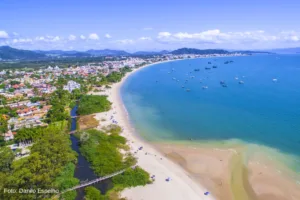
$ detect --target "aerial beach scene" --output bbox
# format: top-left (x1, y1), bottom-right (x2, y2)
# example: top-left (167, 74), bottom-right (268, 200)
top-left (94, 55), bottom-right (300, 200)
top-left (1, 0), bottom-right (300, 200)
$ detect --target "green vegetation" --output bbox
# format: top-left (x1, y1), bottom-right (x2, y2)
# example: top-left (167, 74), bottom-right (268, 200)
top-left (0, 46), bottom-right (46, 60)
top-left (0, 123), bottom-right (77, 200)
top-left (55, 162), bottom-right (79, 200)
top-left (0, 146), bottom-right (15, 172)
top-left (79, 128), bottom-right (151, 199)
top-left (46, 88), bottom-right (72, 123)
top-left (14, 126), bottom-right (45, 143)
top-left (78, 95), bottom-right (111, 115)
top-left (0, 55), bottom-right (118, 69)
top-left (106, 67), bottom-right (132, 83)
top-left (112, 167), bottom-right (151, 188)
top-left (85, 186), bottom-right (102, 200)
top-left (0, 115), bottom-right (8, 135)
top-left (29, 96), bottom-right (45, 103)
top-left (171, 48), bottom-right (229, 55)
top-left (78, 129), bottom-right (135, 176)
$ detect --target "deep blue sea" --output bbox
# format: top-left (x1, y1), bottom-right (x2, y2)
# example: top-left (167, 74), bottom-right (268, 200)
top-left (121, 55), bottom-right (300, 170)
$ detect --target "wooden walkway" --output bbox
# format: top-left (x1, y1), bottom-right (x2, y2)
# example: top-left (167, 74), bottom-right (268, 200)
top-left (60, 165), bottom-right (136, 194)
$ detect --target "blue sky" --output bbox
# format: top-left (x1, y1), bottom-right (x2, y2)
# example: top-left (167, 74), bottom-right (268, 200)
top-left (0, 0), bottom-right (300, 51)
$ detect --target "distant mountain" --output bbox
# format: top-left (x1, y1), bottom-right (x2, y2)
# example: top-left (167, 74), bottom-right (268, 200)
top-left (231, 50), bottom-right (272, 54)
top-left (171, 48), bottom-right (229, 55)
top-left (0, 46), bottom-right (46, 60)
top-left (133, 50), bottom-right (170, 55)
top-left (267, 47), bottom-right (300, 54)
top-left (86, 49), bottom-right (130, 56)
top-left (35, 50), bottom-right (91, 57)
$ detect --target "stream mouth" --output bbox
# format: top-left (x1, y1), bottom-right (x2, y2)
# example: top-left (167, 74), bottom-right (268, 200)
top-left (70, 106), bottom-right (113, 199)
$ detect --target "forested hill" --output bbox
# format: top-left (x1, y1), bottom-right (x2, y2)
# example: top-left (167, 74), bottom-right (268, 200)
top-left (171, 48), bottom-right (229, 55)
top-left (0, 46), bottom-right (46, 60)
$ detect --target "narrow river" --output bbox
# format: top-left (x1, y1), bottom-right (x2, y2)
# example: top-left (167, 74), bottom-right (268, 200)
top-left (70, 106), bottom-right (113, 200)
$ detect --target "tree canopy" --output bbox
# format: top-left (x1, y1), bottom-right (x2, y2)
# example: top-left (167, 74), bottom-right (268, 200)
top-left (77, 95), bottom-right (111, 115)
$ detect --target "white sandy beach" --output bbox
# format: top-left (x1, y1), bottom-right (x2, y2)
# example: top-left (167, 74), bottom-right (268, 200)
top-left (92, 62), bottom-right (215, 200)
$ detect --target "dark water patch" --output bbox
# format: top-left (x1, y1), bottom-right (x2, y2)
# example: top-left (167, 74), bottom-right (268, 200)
top-left (70, 106), bottom-right (113, 199)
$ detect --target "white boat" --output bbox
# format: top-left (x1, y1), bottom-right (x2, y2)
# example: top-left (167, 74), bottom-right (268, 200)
top-left (272, 78), bottom-right (278, 82)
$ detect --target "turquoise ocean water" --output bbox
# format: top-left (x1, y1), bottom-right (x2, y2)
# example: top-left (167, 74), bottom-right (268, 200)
top-left (121, 55), bottom-right (300, 172)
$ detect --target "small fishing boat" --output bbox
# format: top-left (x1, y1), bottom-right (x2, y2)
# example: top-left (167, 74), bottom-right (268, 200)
top-left (205, 67), bottom-right (211, 70)
top-left (181, 86), bottom-right (185, 88)
top-left (239, 81), bottom-right (244, 84)
top-left (272, 78), bottom-right (278, 82)
top-left (208, 62), bottom-right (211, 64)
top-left (222, 84), bottom-right (227, 87)
top-left (220, 81), bottom-right (225, 85)
top-left (186, 89), bottom-right (191, 92)
top-left (202, 86), bottom-right (208, 89)
top-left (212, 65), bottom-right (217, 68)
top-left (235, 77), bottom-right (239, 80)
top-left (194, 68), bottom-right (200, 72)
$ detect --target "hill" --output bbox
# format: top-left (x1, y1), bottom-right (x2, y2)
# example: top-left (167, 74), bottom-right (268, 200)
top-left (171, 48), bottom-right (229, 55)
top-left (133, 50), bottom-right (170, 55)
top-left (86, 49), bottom-right (130, 56)
top-left (0, 46), bottom-right (47, 60)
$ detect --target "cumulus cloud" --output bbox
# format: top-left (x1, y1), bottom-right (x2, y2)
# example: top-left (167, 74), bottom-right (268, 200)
top-left (35, 35), bottom-right (60, 42)
top-left (0, 31), bottom-right (9, 39)
top-left (80, 35), bottom-right (86, 40)
top-left (12, 38), bottom-right (32, 43)
top-left (89, 33), bottom-right (99, 40)
top-left (105, 34), bottom-right (112, 38)
top-left (139, 37), bottom-right (152, 41)
top-left (68, 35), bottom-right (76, 40)
top-left (158, 32), bottom-right (171, 38)
top-left (155, 29), bottom-right (299, 45)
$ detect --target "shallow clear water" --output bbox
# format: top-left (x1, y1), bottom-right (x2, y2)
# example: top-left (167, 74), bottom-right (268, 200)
top-left (121, 55), bottom-right (300, 171)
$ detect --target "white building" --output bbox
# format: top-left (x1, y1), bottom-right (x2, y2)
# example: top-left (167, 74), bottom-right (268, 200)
top-left (63, 80), bottom-right (81, 92)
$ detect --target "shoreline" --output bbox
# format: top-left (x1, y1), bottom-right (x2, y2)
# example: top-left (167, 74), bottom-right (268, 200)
top-left (92, 59), bottom-right (300, 200)
top-left (93, 59), bottom-right (215, 200)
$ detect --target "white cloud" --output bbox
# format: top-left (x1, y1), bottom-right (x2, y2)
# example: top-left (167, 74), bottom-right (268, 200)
top-left (290, 36), bottom-right (299, 41)
top-left (158, 32), bottom-right (171, 38)
top-left (68, 35), bottom-right (76, 40)
top-left (0, 31), bottom-right (9, 39)
top-left (35, 35), bottom-right (60, 42)
top-left (12, 38), bottom-right (32, 43)
top-left (139, 37), bottom-right (152, 41)
top-left (89, 33), bottom-right (99, 40)
top-left (105, 34), bottom-right (112, 38)
top-left (52, 36), bottom-right (60, 42)
top-left (156, 29), bottom-right (298, 45)
top-left (115, 39), bottom-right (134, 44)
top-left (80, 35), bottom-right (86, 40)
